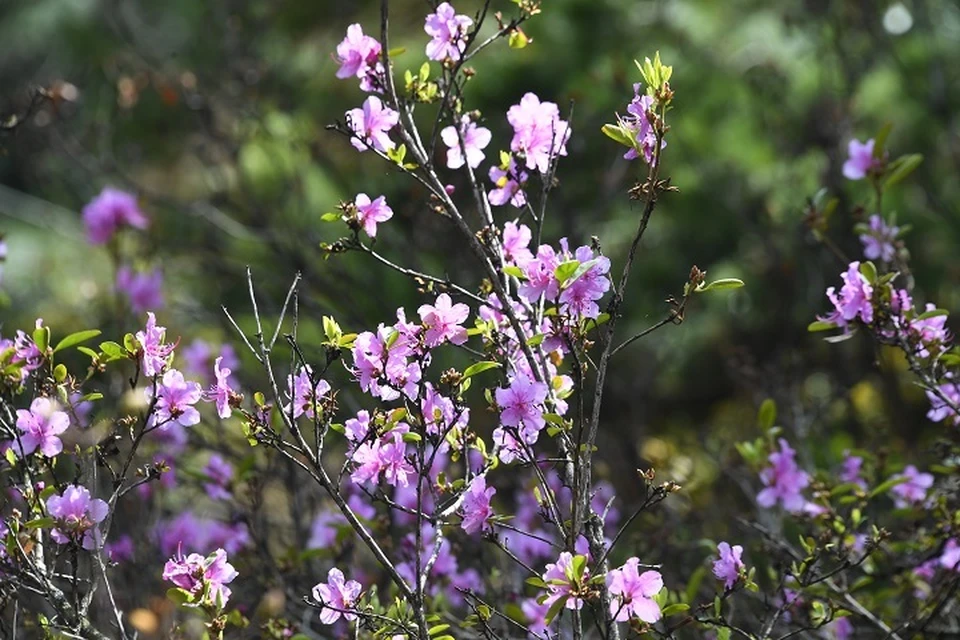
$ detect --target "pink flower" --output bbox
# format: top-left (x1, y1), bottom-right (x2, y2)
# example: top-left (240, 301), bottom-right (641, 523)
top-left (312, 567), bottom-right (362, 624)
top-left (347, 96), bottom-right (399, 153)
top-left (147, 369), bottom-right (203, 429)
top-left (496, 376), bottom-right (549, 439)
top-left (202, 454), bottom-right (234, 501)
top-left (420, 383), bottom-right (468, 436)
top-left (559, 246), bottom-right (611, 320)
top-left (522, 598), bottom-right (551, 636)
top-left (12, 319), bottom-right (45, 374)
top-left (136, 312), bottom-right (175, 378)
top-left (116, 266), bottom-right (163, 314)
top-left (460, 476), bottom-right (496, 534)
top-left (441, 115), bottom-right (491, 169)
top-left (488, 159), bottom-right (529, 207)
top-left (890, 465), bottom-right (934, 508)
top-left (859, 214), bottom-right (898, 262)
top-left (105, 535), bottom-right (135, 563)
top-left (839, 452), bottom-right (867, 490)
top-left (821, 262), bottom-right (873, 328)
top-left (285, 366), bottom-right (331, 420)
top-left (350, 429), bottom-right (414, 488)
top-left (354, 193), bottom-right (394, 237)
top-left (518, 244), bottom-right (561, 302)
top-left (623, 87), bottom-right (664, 165)
top-left (757, 439), bottom-right (810, 513)
top-left (502, 221), bottom-right (533, 265)
top-left (542, 552), bottom-right (589, 610)
top-left (827, 617), bottom-right (854, 640)
top-left (15, 397), bottom-right (69, 458)
top-left (335, 24), bottom-right (382, 88)
top-left (424, 2), bottom-right (473, 62)
top-left (940, 538), bottom-right (960, 572)
top-left (46, 485), bottom-right (108, 550)
top-left (712, 542), bottom-right (744, 590)
top-left (82, 187), bottom-right (148, 244)
top-left (182, 340), bottom-right (239, 386)
top-left (507, 93), bottom-right (571, 174)
top-left (344, 410), bottom-right (371, 443)
top-left (206, 356), bottom-right (237, 419)
top-left (927, 381), bottom-right (960, 426)
top-left (163, 548), bottom-right (238, 608)
top-left (606, 558), bottom-right (663, 623)
top-left (418, 293), bottom-right (469, 347)
top-left (842, 138), bottom-right (879, 180)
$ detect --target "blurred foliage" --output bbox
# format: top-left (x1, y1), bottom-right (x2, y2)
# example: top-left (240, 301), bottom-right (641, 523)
top-left (1, 0), bottom-right (959, 564)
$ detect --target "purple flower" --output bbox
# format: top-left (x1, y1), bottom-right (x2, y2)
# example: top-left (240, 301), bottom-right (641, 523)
top-left (163, 548), bottom-right (238, 608)
top-left (205, 356), bottom-right (237, 419)
top-left (15, 397), bottom-right (69, 458)
top-left (712, 542), bottom-right (745, 590)
top-left (559, 246), bottom-right (611, 320)
top-left (203, 454), bottom-right (234, 501)
top-left (182, 340), bottom-right (240, 386)
top-left (441, 115), bottom-right (491, 169)
top-left (105, 535), bottom-right (135, 563)
top-left (927, 380), bottom-right (960, 426)
top-left (460, 476), bottom-right (496, 534)
top-left (147, 369), bottom-right (203, 430)
top-left (420, 383), bottom-right (468, 437)
top-left (82, 187), bottom-right (149, 244)
top-left (157, 512), bottom-right (250, 556)
top-left (347, 96), bottom-right (399, 153)
top-left (496, 376), bottom-right (549, 439)
top-left (839, 452), bottom-right (867, 489)
top-left (136, 312), bottom-right (175, 378)
top-left (606, 558), bottom-right (663, 623)
top-left (46, 485), bottom-right (108, 550)
top-left (12, 320), bottom-right (45, 374)
top-left (542, 552), bottom-right (589, 611)
top-left (312, 567), bottom-right (362, 624)
top-left (842, 138), bottom-right (879, 180)
top-left (507, 93), bottom-right (571, 174)
top-left (307, 510), bottom-right (343, 549)
top-left (827, 617), bottom-right (854, 640)
top-left (940, 539), bottom-right (960, 572)
top-left (285, 366), bottom-right (331, 420)
top-left (350, 428), bottom-right (414, 488)
top-left (821, 262), bottom-right (874, 328)
top-left (488, 159), bottom-right (529, 207)
top-left (890, 465), bottom-right (933, 508)
top-left (518, 244), bottom-right (561, 302)
top-left (354, 193), bottom-right (393, 238)
top-left (623, 87), bottom-right (664, 165)
top-left (335, 24), bottom-right (382, 90)
top-left (502, 221), bottom-right (533, 265)
top-left (757, 439), bottom-right (810, 513)
top-left (418, 293), bottom-right (469, 348)
top-left (116, 266), bottom-right (163, 314)
top-left (344, 409), bottom-right (371, 444)
top-left (859, 214), bottom-right (899, 262)
top-left (424, 2), bottom-right (473, 62)
top-left (522, 598), bottom-right (551, 636)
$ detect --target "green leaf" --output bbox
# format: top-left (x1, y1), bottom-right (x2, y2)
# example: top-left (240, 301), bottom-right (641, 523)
top-left (525, 576), bottom-right (549, 589)
top-left (661, 603), bottom-right (689, 617)
top-left (561, 259), bottom-right (599, 290)
top-left (166, 587), bottom-right (194, 606)
top-left (123, 333), bottom-right (139, 353)
top-left (601, 123), bottom-right (634, 148)
top-left (869, 474), bottom-right (911, 500)
top-left (883, 154), bottom-right (923, 189)
top-left (873, 122), bottom-right (893, 158)
top-left (25, 517), bottom-right (55, 529)
top-left (402, 432), bottom-right (422, 443)
top-left (33, 326), bottom-right (50, 353)
top-left (320, 212), bottom-right (341, 222)
top-left (553, 260), bottom-right (580, 284)
top-left (428, 625), bottom-right (451, 635)
top-left (503, 265), bottom-right (525, 279)
top-left (77, 346), bottom-right (99, 360)
top-left (463, 361), bottom-right (500, 378)
top-left (387, 47), bottom-right (406, 57)
top-left (526, 333), bottom-right (545, 347)
top-left (508, 29), bottom-right (529, 49)
top-left (808, 320), bottom-right (838, 332)
top-left (858, 261), bottom-right (878, 284)
top-left (544, 594), bottom-right (568, 625)
top-left (757, 398), bottom-right (777, 430)
top-left (571, 554), bottom-right (588, 579)
top-left (683, 565), bottom-right (706, 604)
top-left (99, 341), bottom-right (125, 359)
top-left (696, 278), bottom-right (745, 293)
top-left (53, 364), bottom-right (67, 383)
top-left (917, 308), bottom-right (948, 320)
top-left (53, 330), bottom-right (101, 353)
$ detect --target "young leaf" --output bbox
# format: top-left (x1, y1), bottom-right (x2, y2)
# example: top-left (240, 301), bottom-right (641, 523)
top-left (757, 399), bottom-right (777, 430)
top-left (807, 320), bottom-right (838, 332)
top-left (54, 329), bottom-right (102, 353)
top-left (883, 154), bottom-right (923, 189)
top-left (696, 278), bottom-right (745, 293)
top-left (463, 361), bottom-right (501, 378)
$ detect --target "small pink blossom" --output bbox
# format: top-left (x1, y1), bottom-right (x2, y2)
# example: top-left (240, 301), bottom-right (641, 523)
top-left (542, 552), bottom-right (589, 610)
top-left (927, 380), bottom-right (960, 426)
top-left (424, 3), bottom-right (473, 62)
top-left (441, 115), bottom-right (491, 169)
top-left (136, 312), bottom-right (175, 378)
top-left (312, 567), bottom-right (362, 624)
top-left (712, 542), bottom-right (745, 590)
top-left (46, 485), bottom-right (108, 550)
top-left (347, 96), bottom-right (399, 153)
top-left (488, 159), bottom-right (529, 207)
top-left (202, 454), bottom-right (234, 501)
top-left (496, 376), bottom-right (549, 439)
top-left (116, 266), bottom-right (164, 314)
top-left (15, 397), bottom-right (69, 458)
top-left (205, 356), bottom-right (237, 419)
top-left (507, 93), bottom-right (571, 174)
top-left (890, 465), bottom-right (933, 508)
top-left (606, 558), bottom-right (663, 623)
top-left (821, 262), bottom-right (873, 328)
top-left (502, 221), bottom-right (533, 265)
top-left (350, 429), bottom-right (414, 488)
top-left (859, 214), bottom-right (898, 262)
top-left (354, 193), bottom-right (394, 237)
top-left (842, 138), bottom-right (880, 180)
top-left (335, 24), bottom-right (382, 90)
top-left (148, 369), bottom-right (203, 430)
top-left (285, 366), bottom-right (331, 420)
top-left (163, 547), bottom-right (238, 608)
top-left (757, 439), bottom-right (810, 513)
top-left (82, 187), bottom-right (149, 244)
top-left (418, 293), bottom-right (469, 347)
top-left (460, 476), bottom-right (496, 534)
top-left (940, 539), bottom-right (960, 572)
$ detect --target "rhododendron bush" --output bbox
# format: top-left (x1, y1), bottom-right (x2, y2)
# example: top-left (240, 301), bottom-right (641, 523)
top-left (1, 2), bottom-right (959, 639)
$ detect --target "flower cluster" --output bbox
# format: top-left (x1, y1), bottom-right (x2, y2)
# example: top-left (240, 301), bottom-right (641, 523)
top-left (757, 439), bottom-right (811, 513)
top-left (46, 485), bottom-right (108, 550)
top-left (82, 187), bottom-right (149, 244)
top-left (163, 548), bottom-right (238, 609)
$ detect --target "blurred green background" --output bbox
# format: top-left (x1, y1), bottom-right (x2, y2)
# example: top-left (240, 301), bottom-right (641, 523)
top-left (2, 0), bottom-right (959, 513)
